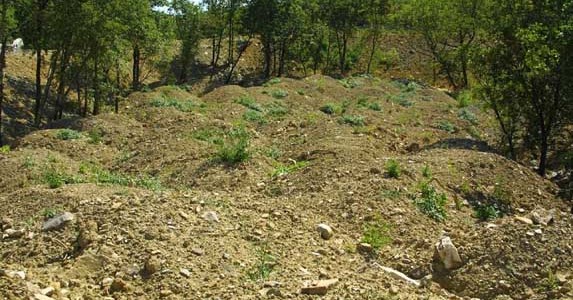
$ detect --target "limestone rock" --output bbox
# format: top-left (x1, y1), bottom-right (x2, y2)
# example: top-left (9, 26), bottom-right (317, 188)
top-left (300, 279), bottom-right (339, 295)
top-left (435, 237), bottom-right (463, 270)
top-left (144, 257), bottom-right (161, 275)
top-left (201, 211), bottom-right (219, 223)
top-left (3, 228), bottom-right (25, 239)
top-left (531, 208), bottom-right (555, 226)
top-left (180, 268), bottom-right (191, 278)
top-left (515, 216), bottom-right (533, 225)
top-left (42, 212), bottom-right (75, 231)
top-left (316, 224), bottom-right (334, 240)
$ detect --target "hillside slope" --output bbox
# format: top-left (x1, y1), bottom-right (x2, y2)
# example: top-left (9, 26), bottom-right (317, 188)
top-left (1, 76), bottom-right (572, 300)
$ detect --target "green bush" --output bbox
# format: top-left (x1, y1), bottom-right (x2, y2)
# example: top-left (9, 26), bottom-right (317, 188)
top-left (42, 168), bottom-right (81, 189)
top-left (340, 115), bottom-right (365, 127)
top-left (263, 78), bottom-right (281, 87)
top-left (215, 126), bottom-right (250, 165)
top-left (455, 90), bottom-right (474, 108)
top-left (266, 102), bottom-right (289, 118)
top-left (271, 89), bottom-right (288, 99)
top-left (235, 95), bottom-right (263, 112)
top-left (458, 108), bottom-right (478, 124)
top-left (320, 103), bottom-right (346, 115)
top-left (474, 205), bottom-right (500, 221)
top-left (357, 97), bottom-right (382, 111)
top-left (386, 159), bottom-right (401, 179)
top-left (422, 165), bottom-right (432, 178)
top-left (0, 145), bottom-right (10, 153)
top-left (437, 121), bottom-right (456, 133)
top-left (151, 96), bottom-right (195, 112)
top-left (87, 128), bottom-right (104, 144)
top-left (415, 181), bottom-right (448, 222)
top-left (243, 110), bottom-right (268, 125)
top-left (56, 129), bottom-right (82, 140)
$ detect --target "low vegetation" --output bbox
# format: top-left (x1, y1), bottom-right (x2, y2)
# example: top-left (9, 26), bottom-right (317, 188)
top-left (386, 159), bottom-right (401, 179)
top-left (215, 126), bottom-right (251, 165)
top-left (415, 180), bottom-right (448, 222)
top-left (361, 217), bottom-right (392, 250)
top-left (56, 129), bottom-right (82, 141)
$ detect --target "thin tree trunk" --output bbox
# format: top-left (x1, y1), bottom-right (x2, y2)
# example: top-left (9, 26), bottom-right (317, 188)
top-left (367, 33), bottom-right (378, 75)
top-left (226, 36), bottom-right (252, 84)
top-left (0, 36), bottom-right (6, 146)
top-left (132, 44), bottom-right (140, 90)
top-left (93, 50), bottom-right (100, 115)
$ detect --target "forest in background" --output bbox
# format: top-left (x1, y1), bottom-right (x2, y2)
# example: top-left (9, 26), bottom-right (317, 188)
top-left (0, 0), bottom-right (571, 179)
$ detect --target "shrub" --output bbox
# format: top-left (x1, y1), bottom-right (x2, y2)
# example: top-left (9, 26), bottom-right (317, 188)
top-left (458, 108), bottom-right (478, 124)
top-left (151, 97), bottom-right (195, 112)
top-left (0, 145), bottom-right (10, 153)
top-left (266, 102), bottom-right (289, 118)
top-left (357, 97), bottom-right (382, 111)
top-left (455, 90), bottom-right (474, 108)
top-left (339, 77), bottom-right (361, 89)
top-left (87, 128), bottom-right (104, 144)
top-left (475, 205), bottom-right (500, 221)
top-left (263, 78), bottom-right (281, 86)
top-left (243, 110), bottom-right (268, 125)
top-left (415, 181), bottom-right (448, 222)
top-left (385, 159), bottom-right (401, 178)
top-left (41, 208), bottom-right (60, 219)
top-left (235, 95), bottom-right (263, 112)
top-left (361, 218), bottom-right (392, 250)
top-left (389, 94), bottom-right (414, 107)
top-left (56, 129), bottom-right (82, 140)
top-left (340, 115), bottom-right (366, 127)
top-left (437, 121), bottom-right (456, 133)
top-left (215, 126), bottom-right (250, 165)
top-left (320, 103), bottom-right (344, 115)
top-left (271, 89), bottom-right (288, 99)
top-left (247, 249), bottom-right (276, 281)
top-left (42, 168), bottom-right (80, 189)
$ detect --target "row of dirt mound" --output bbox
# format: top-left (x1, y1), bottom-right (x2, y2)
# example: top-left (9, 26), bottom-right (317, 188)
top-left (1, 75), bottom-right (572, 300)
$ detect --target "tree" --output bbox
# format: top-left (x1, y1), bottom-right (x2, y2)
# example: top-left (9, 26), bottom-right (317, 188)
top-left (171, 0), bottom-right (201, 83)
top-left (0, 0), bottom-right (16, 146)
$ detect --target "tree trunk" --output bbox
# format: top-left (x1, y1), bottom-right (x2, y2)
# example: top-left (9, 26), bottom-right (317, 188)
top-left (0, 36), bottom-right (6, 146)
top-left (263, 39), bottom-right (272, 79)
top-left (226, 36), bottom-right (252, 84)
top-left (33, 0), bottom-right (48, 127)
top-left (93, 51), bottom-right (100, 115)
top-left (367, 33), bottom-right (378, 75)
top-left (132, 44), bottom-right (140, 90)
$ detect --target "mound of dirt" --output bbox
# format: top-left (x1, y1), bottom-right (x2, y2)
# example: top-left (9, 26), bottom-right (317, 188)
top-left (1, 75), bottom-right (572, 300)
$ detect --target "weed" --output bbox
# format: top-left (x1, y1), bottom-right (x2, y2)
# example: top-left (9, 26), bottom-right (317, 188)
top-left (415, 181), bottom-right (448, 222)
top-left (0, 145), bottom-right (10, 153)
top-left (422, 165), bottom-right (432, 178)
top-left (296, 89), bottom-right (305, 96)
top-left (389, 94), bottom-right (414, 107)
top-left (474, 205), bottom-right (499, 221)
top-left (151, 96), bottom-right (195, 112)
top-left (80, 163), bottom-right (163, 191)
top-left (493, 178), bottom-right (512, 206)
top-left (263, 78), bottom-right (281, 86)
top-left (56, 129), bottom-right (82, 141)
top-left (41, 208), bottom-right (60, 219)
top-left (235, 95), bottom-right (263, 112)
top-left (456, 90), bottom-right (474, 108)
top-left (23, 156), bottom-right (36, 169)
top-left (42, 168), bottom-right (80, 189)
top-left (340, 115), bottom-right (366, 127)
top-left (361, 218), bottom-right (392, 250)
top-left (386, 159), bottom-right (401, 179)
top-left (215, 126), bottom-right (250, 165)
top-left (357, 97), bottom-right (382, 111)
top-left (247, 249), bottom-right (276, 281)
top-left (264, 147), bottom-right (282, 160)
top-left (539, 270), bottom-right (559, 291)
top-left (192, 128), bottom-right (224, 145)
top-left (243, 110), bottom-right (268, 125)
top-left (339, 77), bottom-right (361, 89)
top-left (320, 103), bottom-right (347, 115)
top-left (271, 161), bottom-right (308, 178)
top-left (436, 121), bottom-right (456, 133)
top-left (87, 128), bottom-right (104, 144)
top-left (271, 89), bottom-right (288, 99)
top-left (266, 102), bottom-right (289, 119)
top-left (458, 108), bottom-right (478, 124)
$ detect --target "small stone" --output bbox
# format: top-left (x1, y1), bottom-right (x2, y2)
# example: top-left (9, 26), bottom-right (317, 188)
top-left (191, 248), bottom-right (204, 256)
top-left (0, 217), bottom-right (13, 231)
top-left (42, 212), bottom-right (75, 231)
top-left (159, 290), bottom-right (172, 298)
top-left (319, 268), bottom-right (330, 279)
top-left (317, 224), bottom-right (334, 240)
top-left (39, 287), bottom-right (55, 296)
top-left (357, 243), bottom-right (374, 254)
top-left (201, 211), bottom-right (219, 223)
top-left (110, 278), bottom-right (130, 293)
top-left (435, 237), bottom-right (463, 270)
top-left (222, 253), bottom-right (231, 260)
top-left (526, 231), bottom-right (535, 237)
top-left (531, 208), bottom-right (555, 226)
top-left (101, 277), bottom-right (114, 288)
top-left (534, 229), bottom-right (543, 235)
top-left (259, 288), bottom-right (282, 297)
top-left (180, 268), bottom-right (191, 278)
top-left (263, 281), bottom-right (281, 288)
top-left (179, 211), bottom-right (189, 220)
top-left (389, 285), bottom-right (399, 295)
top-left (3, 228), bottom-right (25, 239)
top-left (301, 279), bottom-right (339, 295)
top-left (143, 257), bottom-right (161, 275)
top-left (3, 270), bottom-right (26, 280)
top-left (515, 216), bottom-right (533, 225)
top-left (34, 294), bottom-right (54, 300)
top-left (486, 223), bottom-right (498, 229)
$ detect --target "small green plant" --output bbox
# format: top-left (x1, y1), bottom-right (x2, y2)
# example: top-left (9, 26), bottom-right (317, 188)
top-left (339, 77), bottom-right (361, 89)
top-left (23, 156), bottom-right (36, 168)
top-left (389, 94), bottom-right (414, 107)
top-left (361, 218), bottom-right (392, 250)
top-left (235, 95), bottom-right (263, 112)
top-left (380, 188), bottom-right (402, 200)
top-left (243, 110), bottom-right (268, 125)
top-left (271, 161), bottom-right (308, 178)
top-left (192, 128), bottom-right (224, 145)
top-left (458, 108), bottom-right (478, 124)
top-left (415, 181), bottom-right (448, 222)
top-left (0, 145), bottom-right (10, 153)
top-left (247, 249), bottom-right (276, 281)
top-left (422, 165), bottom-right (432, 178)
top-left (56, 129), bottom-right (82, 141)
top-left (455, 90), bottom-right (474, 108)
top-left (357, 97), bottom-right (382, 111)
top-left (385, 159), bottom-right (401, 179)
top-left (215, 126), bottom-right (250, 165)
top-left (151, 96), bottom-right (195, 112)
top-left (263, 78), bottom-right (281, 86)
top-left (264, 147), bottom-right (282, 160)
top-left (340, 115), bottom-right (366, 127)
top-left (41, 208), bottom-right (60, 219)
top-left (42, 168), bottom-right (80, 189)
top-left (296, 89), bottom-right (305, 96)
top-left (266, 102), bottom-right (289, 119)
top-left (539, 270), bottom-right (559, 291)
top-left (320, 103), bottom-right (344, 115)
top-left (271, 89), bottom-right (288, 99)
top-left (492, 178), bottom-right (512, 206)
top-left (437, 121), bottom-right (456, 133)
top-left (474, 205), bottom-right (500, 221)
top-left (141, 85), bottom-right (152, 92)
top-left (87, 128), bottom-right (104, 144)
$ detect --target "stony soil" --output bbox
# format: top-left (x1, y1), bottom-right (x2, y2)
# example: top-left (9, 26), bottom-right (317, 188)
top-left (1, 76), bottom-right (572, 300)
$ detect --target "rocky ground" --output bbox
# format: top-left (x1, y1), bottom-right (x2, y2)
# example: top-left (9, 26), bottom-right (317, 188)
top-left (1, 76), bottom-right (572, 300)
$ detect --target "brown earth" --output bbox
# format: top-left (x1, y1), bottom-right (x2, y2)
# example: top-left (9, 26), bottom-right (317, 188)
top-left (1, 76), bottom-right (572, 300)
